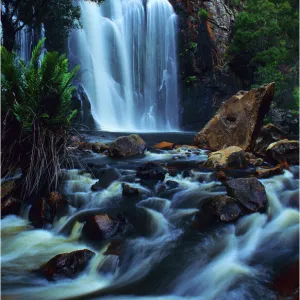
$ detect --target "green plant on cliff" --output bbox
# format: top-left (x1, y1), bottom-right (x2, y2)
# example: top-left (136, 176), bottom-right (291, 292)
top-left (1, 38), bottom-right (79, 198)
top-left (186, 76), bottom-right (197, 85)
top-left (198, 8), bottom-right (209, 19)
top-left (228, 0), bottom-right (299, 108)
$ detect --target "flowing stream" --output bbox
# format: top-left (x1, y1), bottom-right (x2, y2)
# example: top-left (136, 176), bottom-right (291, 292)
top-left (69, 0), bottom-right (179, 132)
top-left (1, 139), bottom-right (299, 300)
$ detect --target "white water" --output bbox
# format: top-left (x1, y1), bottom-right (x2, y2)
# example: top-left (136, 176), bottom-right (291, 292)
top-left (1, 148), bottom-right (299, 300)
top-left (70, 0), bottom-right (179, 132)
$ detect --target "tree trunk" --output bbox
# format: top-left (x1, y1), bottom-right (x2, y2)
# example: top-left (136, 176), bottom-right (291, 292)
top-left (1, 13), bottom-right (17, 52)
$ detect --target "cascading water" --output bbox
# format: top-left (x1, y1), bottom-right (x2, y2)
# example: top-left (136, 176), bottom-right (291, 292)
top-left (69, 0), bottom-right (179, 132)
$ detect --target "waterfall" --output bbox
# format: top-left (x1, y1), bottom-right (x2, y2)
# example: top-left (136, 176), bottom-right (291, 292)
top-left (70, 0), bottom-right (179, 132)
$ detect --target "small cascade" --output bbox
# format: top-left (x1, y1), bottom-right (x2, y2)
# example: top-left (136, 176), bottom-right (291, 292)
top-left (70, 0), bottom-right (179, 132)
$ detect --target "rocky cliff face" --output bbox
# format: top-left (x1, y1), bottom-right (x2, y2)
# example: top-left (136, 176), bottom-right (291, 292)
top-left (171, 0), bottom-right (241, 130)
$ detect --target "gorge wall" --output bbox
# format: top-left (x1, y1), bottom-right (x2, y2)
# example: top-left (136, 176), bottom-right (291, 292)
top-left (171, 0), bottom-right (242, 130)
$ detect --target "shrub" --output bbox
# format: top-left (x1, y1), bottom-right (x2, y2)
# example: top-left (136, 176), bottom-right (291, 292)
top-left (1, 38), bottom-right (79, 198)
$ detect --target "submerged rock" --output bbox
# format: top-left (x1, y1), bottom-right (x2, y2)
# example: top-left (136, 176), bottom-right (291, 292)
top-left (40, 249), bottom-right (95, 280)
top-left (98, 255), bottom-right (119, 274)
top-left (203, 146), bottom-right (246, 169)
top-left (194, 83), bottom-right (275, 150)
top-left (136, 162), bottom-right (167, 182)
top-left (1, 197), bottom-right (21, 218)
top-left (91, 168), bottom-right (121, 191)
top-left (108, 134), bottom-right (146, 157)
top-left (226, 178), bottom-right (268, 212)
top-left (82, 214), bottom-right (126, 241)
top-left (266, 139), bottom-right (299, 165)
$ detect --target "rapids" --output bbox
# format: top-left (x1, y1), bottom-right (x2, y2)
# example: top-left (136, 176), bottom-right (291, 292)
top-left (1, 141), bottom-right (299, 300)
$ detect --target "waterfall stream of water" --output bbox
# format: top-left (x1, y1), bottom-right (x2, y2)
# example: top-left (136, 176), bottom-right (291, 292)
top-left (69, 0), bottom-right (179, 132)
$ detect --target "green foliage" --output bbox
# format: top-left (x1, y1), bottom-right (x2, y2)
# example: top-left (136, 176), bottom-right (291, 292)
top-left (190, 42), bottom-right (198, 50)
top-left (1, 38), bottom-right (78, 133)
top-left (1, 0), bottom-right (105, 53)
top-left (228, 0), bottom-right (299, 107)
top-left (186, 76), bottom-right (197, 84)
top-left (198, 8), bottom-right (209, 18)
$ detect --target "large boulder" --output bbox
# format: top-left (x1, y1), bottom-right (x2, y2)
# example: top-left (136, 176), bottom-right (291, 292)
top-left (108, 134), bottom-right (146, 157)
top-left (266, 139), bottom-right (299, 165)
top-left (194, 83), bottom-right (275, 151)
top-left (226, 178), bottom-right (268, 212)
top-left (203, 146), bottom-right (246, 169)
top-left (153, 142), bottom-right (174, 150)
top-left (40, 249), bottom-right (95, 280)
top-left (253, 123), bottom-right (289, 157)
top-left (82, 214), bottom-right (126, 241)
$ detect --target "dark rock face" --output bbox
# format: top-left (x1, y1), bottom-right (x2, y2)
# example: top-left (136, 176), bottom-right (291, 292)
top-left (136, 162), bottom-right (167, 182)
top-left (266, 139), bottom-right (299, 165)
top-left (40, 249), bottom-right (95, 280)
top-left (71, 84), bottom-right (96, 128)
top-left (194, 83), bottom-right (275, 151)
top-left (122, 184), bottom-right (139, 197)
top-left (82, 214), bottom-right (126, 241)
top-left (170, 0), bottom-right (239, 130)
top-left (91, 168), bottom-right (121, 191)
top-left (108, 134), bottom-right (146, 157)
top-left (226, 178), bottom-right (268, 212)
top-left (1, 198), bottom-right (21, 217)
top-left (253, 124), bottom-right (289, 157)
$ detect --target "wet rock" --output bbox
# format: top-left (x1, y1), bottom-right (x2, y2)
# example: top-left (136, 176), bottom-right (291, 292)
top-left (92, 142), bottom-right (109, 154)
top-left (165, 180), bottom-right (179, 189)
top-left (104, 240), bottom-right (122, 256)
top-left (122, 183), bottom-right (139, 197)
top-left (253, 123), bottom-right (288, 157)
top-left (40, 249), bottom-right (95, 280)
top-left (1, 180), bottom-right (16, 200)
top-left (182, 170), bottom-right (192, 178)
top-left (270, 107), bottom-right (299, 135)
top-left (108, 134), bottom-right (146, 157)
top-left (266, 139), bottom-right (299, 165)
top-left (1, 197), bottom-right (21, 218)
top-left (194, 195), bottom-right (243, 230)
top-left (91, 168), bottom-right (121, 191)
top-left (255, 166), bottom-right (284, 179)
top-left (214, 171), bottom-right (227, 182)
top-left (29, 198), bottom-right (52, 228)
top-left (203, 146), bottom-right (246, 169)
top-left (249, 158), bottom-right (264, 166)
top-left (226, 178), bottom-right (268, 212)
top-left (29, 192), bottom-right (68, 227)
top-left (153, 141), bottom-right (174, 150)
top-left (82, 214), bottom-right (125, 241)
top-left (272, 260), bottom-right (299, 299)
top-left (194, 83), bottom-right (275, 151)
top-left (136, 162), bottom-right (167, 182)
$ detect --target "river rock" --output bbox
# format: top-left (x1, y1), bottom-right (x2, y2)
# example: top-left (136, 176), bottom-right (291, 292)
top-left (1, 197), bottom-right (21, 217)
top-left (91, 168), bottom-right (121, 191)
top-left (136, 162), bottom-right (167, 181)
top-left (203, 146), bottom-right (246, 169)
top-left (108, 134), bottom-right (146, 157)
top-left (253, 123), bottom-right (288, 157)
top-left (226, 178), bottom-right (268, 212)
top-left (40, 249), bottom-right (95, 280)
top-left (92, 142), bottom-right (109, 154)
top-left (255, 166), bottom-right (284, 179)
top-left (153, 141), bottom-right (174, 150)
top-left (29, 198), bottom-right (52, 228)
top-left (1, 180), bottom-right (16, 200)
top-left (266, 139), bottom-right (299, 165)
top-left (48, 192), bottom-right (68, 217)
top-left (82, 214), bottom-right (125, 241)
top-left (122, 183), bottom-right (139, 197)
top-left (194, 83), bottom-right (275, 150)
top-left (166, 180), bottom-right (179, 189)
top-left (104, 240), bottom-right (122, 256)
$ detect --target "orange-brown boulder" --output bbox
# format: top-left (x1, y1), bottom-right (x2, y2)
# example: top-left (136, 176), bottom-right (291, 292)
top-left (153, 141), bottom-right (174, 150)
top-left (194, 83), bottom-right (275, 151)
